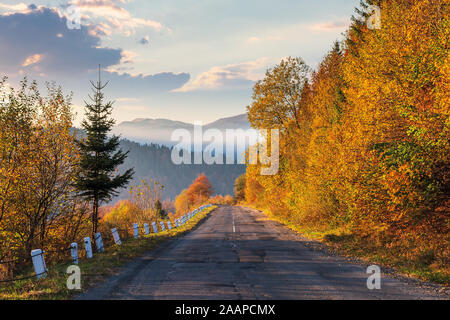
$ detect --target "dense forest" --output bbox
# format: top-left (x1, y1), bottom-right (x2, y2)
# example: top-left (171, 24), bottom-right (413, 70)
top-left (242, 0), bottom-right (449, 282)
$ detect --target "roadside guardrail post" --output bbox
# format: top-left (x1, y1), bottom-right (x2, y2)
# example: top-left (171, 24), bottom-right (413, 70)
top-left (133, 223), bottom-right (139, 238)
top-left (111, 228), bottom-right (122, 245)
top-left (152, 222), bottom-right (158, 233)
top-left (31, 249), bottom-right (47, 279)
top-left (71, 242), bottom-right (79, 264)
top-left (95, 232), bottom-right (104, 252)
top-left (84, 237), bottom-right (93, 258)
top-left (144, 223), bottom-right (150, 235)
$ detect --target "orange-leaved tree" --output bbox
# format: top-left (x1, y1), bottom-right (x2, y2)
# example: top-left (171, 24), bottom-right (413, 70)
top-left (187, 173), bottom-right (214, 207)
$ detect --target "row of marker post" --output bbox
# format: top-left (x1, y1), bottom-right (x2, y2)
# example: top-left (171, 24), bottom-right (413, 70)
top-left (30, 204), bottom-right (212, 279)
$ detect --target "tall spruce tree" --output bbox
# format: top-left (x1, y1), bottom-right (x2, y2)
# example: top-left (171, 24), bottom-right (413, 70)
top-left (76, 68), bottom-right (134, 238)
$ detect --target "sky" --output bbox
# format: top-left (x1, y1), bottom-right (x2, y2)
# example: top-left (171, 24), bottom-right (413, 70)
top-left (0, 0), bottom-right (361, 125)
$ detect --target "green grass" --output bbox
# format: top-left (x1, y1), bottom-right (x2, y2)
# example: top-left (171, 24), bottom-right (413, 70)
top-left (0, 205), bottom-right (217, 300)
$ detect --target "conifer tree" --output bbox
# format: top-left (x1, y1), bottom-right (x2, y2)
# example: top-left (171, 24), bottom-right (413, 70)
top-left (76, 68), bottom-right (134, 238)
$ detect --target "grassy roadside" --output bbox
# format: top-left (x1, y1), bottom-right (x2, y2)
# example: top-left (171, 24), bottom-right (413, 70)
top-left (0, 205), bottom-right (217, 300)
top-left (241, 204), bottom-right (449, 287)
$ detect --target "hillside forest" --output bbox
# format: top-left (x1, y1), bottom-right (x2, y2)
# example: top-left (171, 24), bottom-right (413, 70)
top-left (241, 0), bottom-right (449, 283)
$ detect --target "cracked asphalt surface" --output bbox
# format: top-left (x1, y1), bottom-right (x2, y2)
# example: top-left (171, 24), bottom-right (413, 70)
top-left (78, 205), bottom-right (445, 300)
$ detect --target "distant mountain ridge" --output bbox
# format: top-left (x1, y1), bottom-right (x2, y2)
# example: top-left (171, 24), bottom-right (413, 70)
top-left (205, 114), bottom-right (250, 130)
top-left (112, 113), bottom-right (251, 145)
top-left (117, 139), bottom-right (245, 201)
top-left (72, 114), bottom-right (250, 201)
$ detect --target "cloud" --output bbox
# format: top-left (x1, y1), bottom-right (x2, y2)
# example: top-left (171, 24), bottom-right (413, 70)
top-left (246, 35), bottom-right (281, 44)
top-left (245, 18), bottom-right (351, 46)
top-left (0, 6), bottom-right (122, 76)
top-left (117, 50), bottom-right (137, 64)
top-left (22, 54), bottom-right (44, 67)
top-left (104, 71), bottom-right (190, 94)
top-left (0, 1), bottom-right (165, 38)
top-left (139, 35), bottom-right (150, 45)
top-left (70, 0), bottom-right (131, 19)
top-left (0, 2), bottom-right (29, 14)
top-left (68, 0), bottom-right (163, 37)
top-left (308, 19), bottom-right (350, 32)
top-left (174, 58), bottom-right (270, 92)
top-left (0, 4), bottom-right (189, 95)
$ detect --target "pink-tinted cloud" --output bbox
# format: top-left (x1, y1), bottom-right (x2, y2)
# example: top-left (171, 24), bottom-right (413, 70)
top-left (174, 58), bottom-right (270, 92)
top-left (69, 0), bottom-right (163, 37)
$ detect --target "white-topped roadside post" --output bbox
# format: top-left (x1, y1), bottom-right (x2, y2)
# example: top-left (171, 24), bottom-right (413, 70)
top-left (84, 237), bottom-right (93, 259)
top-left (95, 232), bottom-right (104, 252)
top-left (31, 249), bottom-right (47, 279)
top-left (144, 223), bottom-right (150, 235)
top-left (152, 222), bottom-right (158, 233)
top-left (111, 228), bottom-right (122, 245)
top-left (133, 223), bottom-right (139, 238)
top-left (71, 242), bottom-right (78, 264)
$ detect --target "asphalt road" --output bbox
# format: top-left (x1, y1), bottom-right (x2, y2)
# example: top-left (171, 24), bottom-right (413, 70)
top-left (78, 205), bottom-right (444, 300)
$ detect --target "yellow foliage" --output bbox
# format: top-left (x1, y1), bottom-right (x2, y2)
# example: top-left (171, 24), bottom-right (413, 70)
top-left (244, 0), bottom-right (449, 278)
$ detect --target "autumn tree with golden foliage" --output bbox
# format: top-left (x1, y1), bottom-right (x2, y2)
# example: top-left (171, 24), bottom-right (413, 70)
top-left (187, 173), bottom-right (214, 206)
top-left (0, 78), bottom-right (88, 276)
top-left (174, 189), bottom-right (189, 215)
top-left (244, 0), bottom-right (449, 282)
